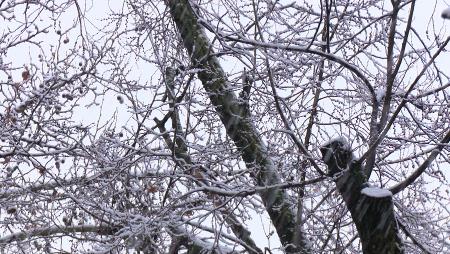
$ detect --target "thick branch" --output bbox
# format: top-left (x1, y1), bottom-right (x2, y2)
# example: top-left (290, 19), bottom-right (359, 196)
top-left (365, 1), bottom-right (400, 177)
top-left (156, 68), bottom-right (262, 253)
top-left (165, 0), bottom-right (307, 252)
top-left (0, 225), bottom-right (117, 244)
top-left (179, 177), bottom-right (324, 198)
top-left (390, 129), bottom-right (450, 194)
top-left (212, 34), bottom-right (377, 102)
top-left (321, 139), bottom-right (403, 254)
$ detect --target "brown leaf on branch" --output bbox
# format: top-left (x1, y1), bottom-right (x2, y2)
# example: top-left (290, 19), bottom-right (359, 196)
top-left (21, 67), bottom-right (30, 81)
top-left (147, 184), bottom-right (159, 193)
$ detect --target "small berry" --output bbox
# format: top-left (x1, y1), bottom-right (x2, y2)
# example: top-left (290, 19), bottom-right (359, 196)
top-left (7, 207), bottom-right (17, 214)
top-left (117, 95), bottom-right (124, 104)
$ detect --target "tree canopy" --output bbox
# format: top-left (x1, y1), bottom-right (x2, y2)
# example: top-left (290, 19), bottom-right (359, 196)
top-left (1, 0), bottom-right (450, 253)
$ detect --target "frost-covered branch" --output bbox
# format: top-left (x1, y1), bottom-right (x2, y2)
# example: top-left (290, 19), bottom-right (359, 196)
top-left (358, 36), bottom-right (450, 168)
top-left (0, 224), bottom-right (117, 244)
top-left (220, 36), bottom-right (377, 102)
top-left (179, 177), bottom-right (324, 198)
top-left (390, 129), bottom-right (450, 194)
top-left (154, 67), bottom-right (263, 253)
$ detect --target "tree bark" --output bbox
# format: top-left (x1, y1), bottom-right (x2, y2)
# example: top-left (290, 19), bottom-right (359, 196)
top-left (321, 139), bottom-right (404, 254)
top-left (165, 0), bottom-right (309, 252)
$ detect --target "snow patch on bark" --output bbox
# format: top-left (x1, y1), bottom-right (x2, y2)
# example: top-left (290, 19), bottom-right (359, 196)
top-left (322, 137), bottom-right (350, 161)
top-left (322, 136), bottom-right (349, 149)
top-left (375, 88), bottom-right (385, 102)
top-left (361, 187), bottom-right (392, 198)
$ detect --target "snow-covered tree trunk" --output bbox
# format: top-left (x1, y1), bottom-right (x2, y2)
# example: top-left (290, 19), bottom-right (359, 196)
top-left (321, 139), bottom-right (403, 254)
top-left (165, 0), bottom-right (309, 252)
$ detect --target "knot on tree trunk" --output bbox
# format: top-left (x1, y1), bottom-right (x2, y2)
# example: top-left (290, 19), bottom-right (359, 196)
top-left (320, 137), bottom-right (354, 177)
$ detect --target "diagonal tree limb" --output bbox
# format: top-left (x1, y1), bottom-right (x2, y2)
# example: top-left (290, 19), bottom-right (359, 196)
top-left (0, 225), bottom-right (118, 244)
top-left (154, 118), bottom-right (262, 253)
top-left (358, 36), bottom-right (450, 167)
top-left (164, 1), bottom-right (308, 252)
top-left (397, 220), bottom-right (432, 254)
top-left (154, 67), bottom-right (263, 253)
top-left (364, 0), bottom-right (401, 178)
top-left (169, 226), bottom-right (239, 254)
top-left (390, 129), bottom-right (450, 194)
top-left (251, 0), bottom-right (324, 177)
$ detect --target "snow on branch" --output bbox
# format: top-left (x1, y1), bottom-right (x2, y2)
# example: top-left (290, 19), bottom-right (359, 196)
top-left (361, 187), bottom-right (392, 198)
top-left (0, 225), bottom-right (116, 244)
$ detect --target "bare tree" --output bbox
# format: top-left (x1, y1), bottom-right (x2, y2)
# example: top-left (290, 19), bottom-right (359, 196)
top-left (1, 0), bottom-right (450, 253)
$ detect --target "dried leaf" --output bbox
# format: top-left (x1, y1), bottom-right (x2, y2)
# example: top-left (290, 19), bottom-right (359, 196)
top-left (22, 68), bottom-right (30, 81)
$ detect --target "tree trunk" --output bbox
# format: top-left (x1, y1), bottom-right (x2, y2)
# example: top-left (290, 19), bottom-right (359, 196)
top-left (321, 139), bottom-right (404, 254)
top-left (165, 0), bottom-right (310, 252)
